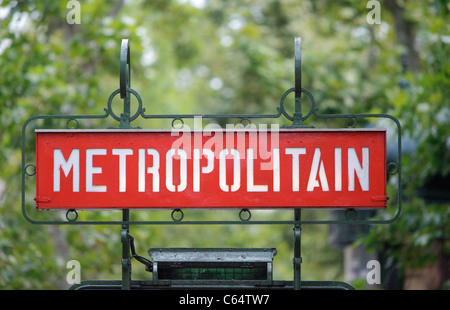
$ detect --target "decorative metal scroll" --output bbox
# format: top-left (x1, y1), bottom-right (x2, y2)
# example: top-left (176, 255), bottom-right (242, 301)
top-left (21, 38), bottom-right (402, 227)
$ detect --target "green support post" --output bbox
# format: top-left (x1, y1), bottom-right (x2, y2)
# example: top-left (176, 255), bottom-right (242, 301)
top-left (121, 209), bottom-right (131, 290)
top-left (293, 209), bottom-right (302, 290)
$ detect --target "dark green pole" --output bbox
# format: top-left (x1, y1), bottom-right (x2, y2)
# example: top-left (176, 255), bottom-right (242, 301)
top-left (292, 37), bottom-right (304, 127)
top-left (119, 39), bottom-right (133, 129)
top-left (293, 209), bottom-right (302, 290)
top-left (121, 209), bottom-right (131, 290)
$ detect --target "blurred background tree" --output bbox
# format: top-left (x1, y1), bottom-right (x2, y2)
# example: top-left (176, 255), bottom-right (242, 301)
top-left (0, 0), bottom-right (448, 289)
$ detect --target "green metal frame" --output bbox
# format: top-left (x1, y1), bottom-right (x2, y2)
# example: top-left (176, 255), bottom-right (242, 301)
top-left (21, 39), bottom-right (402, 227)
top-left (21, 38), bottom-right (402, 290)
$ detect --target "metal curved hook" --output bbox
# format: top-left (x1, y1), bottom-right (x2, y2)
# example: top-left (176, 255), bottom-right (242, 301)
top-left (120, 39), bottom-right (130, 99)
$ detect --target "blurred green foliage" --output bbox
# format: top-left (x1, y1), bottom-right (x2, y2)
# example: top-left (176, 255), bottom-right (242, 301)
top-left (0, 0), bottom-right (448, 289)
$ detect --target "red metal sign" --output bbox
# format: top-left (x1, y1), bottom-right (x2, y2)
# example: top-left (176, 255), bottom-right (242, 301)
top-left (35, 129), bottom-right (387, 210)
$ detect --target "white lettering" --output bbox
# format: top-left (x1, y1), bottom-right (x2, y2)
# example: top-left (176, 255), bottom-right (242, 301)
top-left (285, 148), bottom-right (306, 191)
top-left (348, 147), bottom-right (369, 191)
top-left (166, 149), bottom-right (187, 192)
top-left (50, 143), bottom-right (373, 197)
top-left (335, 147), bottom-right (342, 191)
top-left (112, 148), bottom-right (133, 192)
top-left (247, 148), bottom-right (268, 192)
top-left (86, 149), bottom-right (107, 192)
top-left (219, 149), bottom-right (240, 192)
top-left (273, 148), bottom-right (280, 192)
top-left (139, 148), bottom-right (160, 192)
top-left (193, 148), bottom-right (214, 192)
top-left (53, 149), bottom-right (80, 192)
top-left (307, 148), bottom-right (329, 191)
